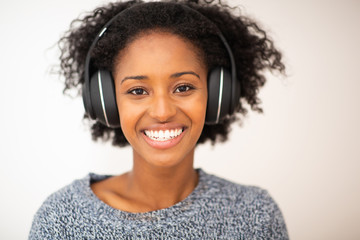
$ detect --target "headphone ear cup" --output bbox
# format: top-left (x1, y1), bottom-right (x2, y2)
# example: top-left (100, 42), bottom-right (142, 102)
top-left (230, 72), bottom-right (241, 115)
top-left (89, 70), bottom-right (120, 128)
top-left (82, 79), bottom-right (95, 119)
top-left (206, 67), bottom-right (232, 124)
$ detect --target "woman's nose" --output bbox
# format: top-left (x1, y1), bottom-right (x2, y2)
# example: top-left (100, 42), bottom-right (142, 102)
top-left (148, 93), bottom-right (177, 122)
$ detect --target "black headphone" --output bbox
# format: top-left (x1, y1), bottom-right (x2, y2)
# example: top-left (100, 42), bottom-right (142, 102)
top-left (82, 2), bottom-right (240, 128)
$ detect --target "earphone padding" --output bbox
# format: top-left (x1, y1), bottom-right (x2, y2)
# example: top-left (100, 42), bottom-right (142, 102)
top-left (89, 70), bottom-right (120, 127)
top-left (82, 80), bottom-right (95, 119)
top-left (230, 71), bottom-right (240, 115)
top-left (205, 67), bottom-right (232, 124)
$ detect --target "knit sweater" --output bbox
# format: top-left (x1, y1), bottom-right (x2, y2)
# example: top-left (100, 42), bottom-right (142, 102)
top-left (29, 169), bottom-right (289, 239)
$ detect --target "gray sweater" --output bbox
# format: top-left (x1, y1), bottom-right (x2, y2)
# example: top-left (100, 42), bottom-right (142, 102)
top-left (29, 169), bottom-right (288, 239)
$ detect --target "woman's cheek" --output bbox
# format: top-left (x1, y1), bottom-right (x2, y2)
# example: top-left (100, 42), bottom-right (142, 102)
top-left (181, 94), bottom-right (207, 124)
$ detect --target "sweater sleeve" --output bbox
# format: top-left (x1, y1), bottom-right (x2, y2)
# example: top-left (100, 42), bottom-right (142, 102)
top-left (258, 189), bottom-right (289, 239)
top-left (28, 195), bottom-right (68, 240)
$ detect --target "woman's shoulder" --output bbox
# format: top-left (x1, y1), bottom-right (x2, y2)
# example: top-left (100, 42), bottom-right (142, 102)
top-left (34, 173), bottom-right (111, 214)
top-left (200, 169), bottom-right (271, 201)
top-left (201, 169), bottom-right (281, 210)
top-left (38, 174), bottom-right (98, 206)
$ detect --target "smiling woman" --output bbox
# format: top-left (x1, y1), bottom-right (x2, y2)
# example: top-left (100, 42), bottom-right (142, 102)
top-left (29, 0), bottom-right (288, 239)
top-left (115, 32), bottom-right (207, 170)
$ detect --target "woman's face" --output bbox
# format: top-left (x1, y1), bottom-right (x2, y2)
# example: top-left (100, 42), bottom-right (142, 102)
top-left (113, 32), bottom-right (207, 168)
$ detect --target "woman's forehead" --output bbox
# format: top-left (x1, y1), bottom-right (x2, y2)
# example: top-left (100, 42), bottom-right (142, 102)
top-left (113, 31), bottom-right (207, 75)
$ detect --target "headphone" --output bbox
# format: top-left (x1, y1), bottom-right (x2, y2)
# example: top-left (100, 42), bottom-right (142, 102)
top-left (82, 2), bottom-right (240, 128)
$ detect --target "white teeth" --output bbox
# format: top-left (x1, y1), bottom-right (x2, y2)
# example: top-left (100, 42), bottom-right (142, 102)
top-left (144, 128), bottom-right (183, 141)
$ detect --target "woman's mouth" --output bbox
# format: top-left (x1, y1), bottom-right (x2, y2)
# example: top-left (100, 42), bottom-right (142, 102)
top-left (144, 128), bottom-right (183, 141)
top-left (142, 127), bottom-right (186, 149)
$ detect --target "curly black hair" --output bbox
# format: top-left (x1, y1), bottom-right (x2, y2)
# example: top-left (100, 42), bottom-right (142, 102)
top-left (58, 0), bottom-right (285, 147)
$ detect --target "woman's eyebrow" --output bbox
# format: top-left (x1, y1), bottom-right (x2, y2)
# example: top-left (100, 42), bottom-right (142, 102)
top-left (120, 71), bottom-right (200, 84)
top-left (170, 71), bottom-right (200, 79)
top-left (121, 75), bottom-right (148, 84)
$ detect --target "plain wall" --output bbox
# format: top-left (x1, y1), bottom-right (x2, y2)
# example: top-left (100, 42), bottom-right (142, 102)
top-left (1, 0), bottom-right (359, 239)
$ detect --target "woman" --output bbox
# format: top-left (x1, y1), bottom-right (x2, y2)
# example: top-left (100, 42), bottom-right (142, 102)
top-left (29, 0), bottom-right (288, 239)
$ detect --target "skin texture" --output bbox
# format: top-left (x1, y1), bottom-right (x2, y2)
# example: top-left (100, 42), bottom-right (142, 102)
top-left (91, 32), bottom-right (208, 212)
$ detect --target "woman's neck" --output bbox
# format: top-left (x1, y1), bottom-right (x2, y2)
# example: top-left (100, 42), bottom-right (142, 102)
top-left (91, 149), bottom-right (199, 213)
top-left (126, 153), bottom-right (198, 211)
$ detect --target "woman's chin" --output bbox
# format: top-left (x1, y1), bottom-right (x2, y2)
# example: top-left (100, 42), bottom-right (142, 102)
top-left (133, 147), bottom-right (195, 169)
top-left (144, 155), bottom-right (188, 169)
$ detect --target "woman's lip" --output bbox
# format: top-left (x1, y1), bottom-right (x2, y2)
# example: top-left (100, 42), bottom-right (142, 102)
top-left (142, 128), bottom-right (186, 150)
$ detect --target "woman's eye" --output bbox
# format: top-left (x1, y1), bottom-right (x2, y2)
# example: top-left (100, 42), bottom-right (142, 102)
top-left (174, 85), bottom-right (193, 93)
top-left (129, 88), bottom-right (147, 95)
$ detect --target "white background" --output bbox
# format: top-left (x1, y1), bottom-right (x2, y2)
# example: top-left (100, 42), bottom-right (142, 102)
top-left (1, 0), bottom-right (360, 239)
